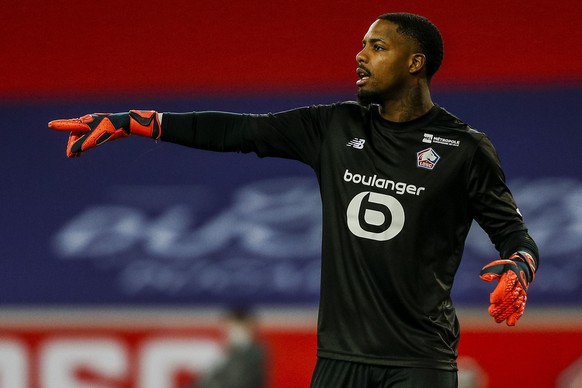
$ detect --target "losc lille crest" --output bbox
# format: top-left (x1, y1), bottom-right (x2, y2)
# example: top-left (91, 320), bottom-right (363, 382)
top-left (417, 148), bottom-right (440, 170)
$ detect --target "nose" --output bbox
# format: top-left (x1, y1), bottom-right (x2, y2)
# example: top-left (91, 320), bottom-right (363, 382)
top-left (356, 48), bottom-right (367, 63)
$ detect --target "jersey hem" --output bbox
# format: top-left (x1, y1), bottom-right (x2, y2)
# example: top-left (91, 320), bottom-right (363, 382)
top-left (316, 349), bottom-right (458, 371)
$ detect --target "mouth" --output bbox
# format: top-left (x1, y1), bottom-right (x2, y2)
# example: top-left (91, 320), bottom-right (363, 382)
top-left (356, 67), bottom-right (371, 86)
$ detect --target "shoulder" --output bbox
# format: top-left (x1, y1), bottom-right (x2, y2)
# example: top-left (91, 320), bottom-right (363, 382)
top-left (432, 106), bottom-right (488, 144)
top-left (433, 106), bottom-right (478, 132)
top-left (312, 101), bottom-right (370, 117)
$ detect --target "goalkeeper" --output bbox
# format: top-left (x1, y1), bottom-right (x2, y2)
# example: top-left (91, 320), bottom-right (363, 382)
top-left (49, 12), bottom-right (538, 388)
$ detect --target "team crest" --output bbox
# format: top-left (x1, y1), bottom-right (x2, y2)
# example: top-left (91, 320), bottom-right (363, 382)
top-left (417, 148), bottom-right (440, 170)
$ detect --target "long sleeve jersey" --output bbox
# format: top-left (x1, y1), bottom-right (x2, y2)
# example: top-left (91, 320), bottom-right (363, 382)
top-left (160, 102), bottom-right (538, 371)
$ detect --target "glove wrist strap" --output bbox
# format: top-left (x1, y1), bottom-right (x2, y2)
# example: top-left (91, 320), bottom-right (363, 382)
top-left (129, 110), bottom-right (162, 139)
top-left (510, 251), bottom-right (537, 282)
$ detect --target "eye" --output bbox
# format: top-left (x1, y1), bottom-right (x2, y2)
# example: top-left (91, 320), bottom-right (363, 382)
top-left (374, 44), bottom-right (385, 51)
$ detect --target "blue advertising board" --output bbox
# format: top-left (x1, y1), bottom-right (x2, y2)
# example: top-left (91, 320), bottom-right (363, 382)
top-left (2, 87), bottom-right (581, 307)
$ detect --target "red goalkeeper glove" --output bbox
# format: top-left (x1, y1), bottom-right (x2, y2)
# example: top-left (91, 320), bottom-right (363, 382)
top-left (479, 252), bottom-right (536, 326)
top-left (48, 110), bottom-right (161, 157)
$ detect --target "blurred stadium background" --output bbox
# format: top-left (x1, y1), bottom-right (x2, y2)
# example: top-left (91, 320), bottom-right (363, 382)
top-left (1, 0), bottom-right (581, 387)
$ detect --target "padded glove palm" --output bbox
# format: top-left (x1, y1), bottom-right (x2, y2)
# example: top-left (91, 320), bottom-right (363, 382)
top-left (480, 252), bottom-right (536, 326)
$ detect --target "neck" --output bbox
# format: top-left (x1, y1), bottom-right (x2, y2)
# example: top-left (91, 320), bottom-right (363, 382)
top-left (378, 80), bottom-right (434, 122)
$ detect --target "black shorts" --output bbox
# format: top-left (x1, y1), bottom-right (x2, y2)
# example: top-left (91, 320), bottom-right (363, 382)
top-left (310, 357), bottom-right (458, 388)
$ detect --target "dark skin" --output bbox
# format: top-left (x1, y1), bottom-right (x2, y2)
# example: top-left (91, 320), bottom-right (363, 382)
top-left (356, 19), bottom-right (434, 122)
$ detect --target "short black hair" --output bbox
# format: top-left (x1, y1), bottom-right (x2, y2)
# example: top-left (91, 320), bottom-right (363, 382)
top-left (378, 12), bottom-right (444, 81)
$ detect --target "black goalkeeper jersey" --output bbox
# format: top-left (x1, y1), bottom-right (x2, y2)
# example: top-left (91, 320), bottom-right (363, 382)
top-left (162, 102), bottom-right (537, 371)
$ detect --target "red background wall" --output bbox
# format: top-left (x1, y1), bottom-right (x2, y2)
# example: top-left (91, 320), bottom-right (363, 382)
top-left (2, 0), bottom-right (581, 99)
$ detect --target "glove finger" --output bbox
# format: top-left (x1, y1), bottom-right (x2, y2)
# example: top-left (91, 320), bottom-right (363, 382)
top-left (506, 298), bottom-right (526, 326)
top-left (488, 304), bottom-right (502, 322)
top-left (480, 272), bottom-right (501, 282)
top-left (488, 274), bottom-right (517, 321)
top-left (49, 118), bottom-right (92, 132)
top-left (512, 285), bottom-right (526, 309)
top-left (489, 272), bottom-right (517, 304)
top-left (488, 297), bottom-right (514, 320)
top-left (66, 132), bottom-right (85, 157)
top-left (72, 131), bottom-right (106, 154)
top-left (77, 122), bottom-right (125, 153)
top-left (489, 301), bottom-right (517, 323)
top-left (479, 259), bottom-right (515, 282)
top-left (489, 283), bottom-right (526, 324)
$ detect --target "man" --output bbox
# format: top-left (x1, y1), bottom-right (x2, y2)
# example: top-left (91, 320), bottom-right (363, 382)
top-left (49, 13), bottom-right (538, 388)
top-left (195, 308), bottom-right (266, 388)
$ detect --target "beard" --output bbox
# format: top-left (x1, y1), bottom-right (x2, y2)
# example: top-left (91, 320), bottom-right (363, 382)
top-left (357, 88), bottom-right (382, 107)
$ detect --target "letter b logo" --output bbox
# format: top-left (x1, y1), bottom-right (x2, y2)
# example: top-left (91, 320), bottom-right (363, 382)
top-left (346, 192), bottom-right (405, 241)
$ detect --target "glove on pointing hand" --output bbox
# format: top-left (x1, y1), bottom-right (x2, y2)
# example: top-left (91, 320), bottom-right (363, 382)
top-left (48, 110), bottom-right (161, 157)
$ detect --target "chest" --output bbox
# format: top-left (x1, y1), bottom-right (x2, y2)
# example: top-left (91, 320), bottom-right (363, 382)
top-left (325, 126), bottom-right (469, 191)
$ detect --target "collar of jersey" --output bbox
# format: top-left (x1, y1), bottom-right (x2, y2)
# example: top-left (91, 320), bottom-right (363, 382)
top-left (373, 104), bottom-right (441, 132)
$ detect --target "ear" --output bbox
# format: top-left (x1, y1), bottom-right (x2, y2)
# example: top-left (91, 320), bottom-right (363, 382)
top-left (409, 53), bottom-right (426, 75)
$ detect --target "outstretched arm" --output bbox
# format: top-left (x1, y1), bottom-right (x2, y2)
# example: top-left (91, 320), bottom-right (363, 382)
top-left (49, 106), bottom-right (325, 165)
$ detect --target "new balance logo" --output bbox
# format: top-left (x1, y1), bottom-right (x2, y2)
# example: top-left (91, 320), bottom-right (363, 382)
top-left (347, 138), bottom-right (366, 149)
